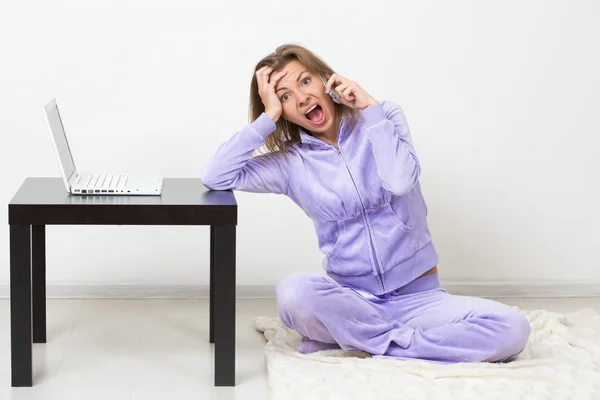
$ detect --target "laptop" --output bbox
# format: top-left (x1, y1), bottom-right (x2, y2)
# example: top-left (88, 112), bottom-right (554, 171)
top-left (44, 99), bottom-right (163, 195)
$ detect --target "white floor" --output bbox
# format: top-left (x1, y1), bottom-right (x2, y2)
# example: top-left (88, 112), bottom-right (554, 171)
top-left (1, 297), bottom-right (599, 400)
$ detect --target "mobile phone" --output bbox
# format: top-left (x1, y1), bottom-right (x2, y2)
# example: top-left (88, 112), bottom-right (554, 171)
top-left (321, 75), bottom-right (341, 104)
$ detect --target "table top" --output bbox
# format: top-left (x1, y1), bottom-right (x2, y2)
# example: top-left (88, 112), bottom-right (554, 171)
top-left (9, 178), bottom-right (238, 226)
top-left (10, 177), bottom-right (237, 206)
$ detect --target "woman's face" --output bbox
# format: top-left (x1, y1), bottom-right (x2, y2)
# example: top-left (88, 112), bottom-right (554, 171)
top-left (274, 60), bottom-right (335, 135)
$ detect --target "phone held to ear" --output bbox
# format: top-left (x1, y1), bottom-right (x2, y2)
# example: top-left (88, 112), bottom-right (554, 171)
top-left (321, 75), bottom-right (341, 104)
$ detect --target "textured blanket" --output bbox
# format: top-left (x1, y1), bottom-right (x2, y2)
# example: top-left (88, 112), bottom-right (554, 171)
top-left (254, 307), bottom-right (600, 399)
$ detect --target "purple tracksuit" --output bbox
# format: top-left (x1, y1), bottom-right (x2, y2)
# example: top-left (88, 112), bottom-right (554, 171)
top-left (201, 101), bottom-right (530, 362)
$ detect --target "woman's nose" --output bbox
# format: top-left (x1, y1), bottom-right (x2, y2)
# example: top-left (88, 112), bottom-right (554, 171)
top-left (299, 95), bottom-right (311, 108)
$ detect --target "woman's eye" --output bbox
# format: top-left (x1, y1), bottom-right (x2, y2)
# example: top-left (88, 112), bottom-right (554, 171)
top-left (280, 78), bottom-right (310, 101)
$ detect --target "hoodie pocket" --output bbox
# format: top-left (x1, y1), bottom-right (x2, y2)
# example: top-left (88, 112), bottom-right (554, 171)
top-left (316, 215), bottom-right (373, 276)
top-left (315, 219), bottom-right (342, 259)
top-left (369, 201), bottom-right (417, 273)
top-left (387, 199), bottom-right (413, 233)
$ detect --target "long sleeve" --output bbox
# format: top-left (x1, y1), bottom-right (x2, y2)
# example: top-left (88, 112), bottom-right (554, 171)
top-left (361, 101), bottom-right (420, 196)
top-left (201, 113), bottom-right (290, 194)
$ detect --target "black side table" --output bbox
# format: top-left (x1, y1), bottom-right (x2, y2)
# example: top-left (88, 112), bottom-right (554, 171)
top-left (8, 177), bottom-right (237, 387)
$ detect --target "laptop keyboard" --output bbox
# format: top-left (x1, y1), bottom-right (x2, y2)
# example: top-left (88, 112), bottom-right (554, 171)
top-left (77, 174), bottom-right (128, 190)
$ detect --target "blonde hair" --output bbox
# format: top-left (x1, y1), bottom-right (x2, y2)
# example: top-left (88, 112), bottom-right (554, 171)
top-left (249, 44), bottom-right (360, 155)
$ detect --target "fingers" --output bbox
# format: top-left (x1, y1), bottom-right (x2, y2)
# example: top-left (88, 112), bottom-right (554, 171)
top-left (269, 70), bottom-right (287, 90)
top-left (341, 85), bottom-right (355, 101)
top-left (325, 73), bottom-right (338, 93)
top-left (335, 82), bottom-right (348, 94)
top-left (256, 66), bottom-right (273, 88)
top-left (325, 73), bottom-right (345, 93)
top-left (255, 66), bottom-right (287, 91)
top-left (333, 80), bottom-right (357, 102)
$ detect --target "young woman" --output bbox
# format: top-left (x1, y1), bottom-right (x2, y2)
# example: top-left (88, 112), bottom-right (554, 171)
top-left (201, 44), bottom-right (530, 363)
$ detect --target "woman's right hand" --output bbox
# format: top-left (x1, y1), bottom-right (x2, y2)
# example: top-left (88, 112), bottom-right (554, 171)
top-left (256, 66), bottom-right (287, 123)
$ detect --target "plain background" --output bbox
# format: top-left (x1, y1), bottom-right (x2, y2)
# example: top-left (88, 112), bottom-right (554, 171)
top-left (1, 0), bottom-right (598, 293)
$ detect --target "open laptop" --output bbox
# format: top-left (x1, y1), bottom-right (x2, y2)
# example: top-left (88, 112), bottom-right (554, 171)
top-left (44, 99), bottom-right (163, 195)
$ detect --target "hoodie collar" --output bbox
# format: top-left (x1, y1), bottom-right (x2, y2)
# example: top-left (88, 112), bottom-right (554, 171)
top-left (298, 117), bottom-right (345, 149)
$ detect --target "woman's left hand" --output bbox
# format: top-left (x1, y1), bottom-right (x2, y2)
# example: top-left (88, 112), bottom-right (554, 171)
top-left (324, 73), bottom-right (380, 111)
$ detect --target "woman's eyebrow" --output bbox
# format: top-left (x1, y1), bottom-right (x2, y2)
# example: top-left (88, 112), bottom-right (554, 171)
top-left (276, 71), bottom-right (307, 93)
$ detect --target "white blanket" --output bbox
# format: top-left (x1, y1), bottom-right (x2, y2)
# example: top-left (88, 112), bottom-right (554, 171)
top-left (254, 307), bottom-right (600, 400)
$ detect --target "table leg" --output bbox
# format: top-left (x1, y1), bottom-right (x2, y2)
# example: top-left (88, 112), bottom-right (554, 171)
top-left (10, 224), bottom-right (32, 387)
top-left (213, 224), bottom-right (236, 387)
top-left (32, 225), bottom-right (46, 343)
top-left (209, 225), bottom-right (215, 344)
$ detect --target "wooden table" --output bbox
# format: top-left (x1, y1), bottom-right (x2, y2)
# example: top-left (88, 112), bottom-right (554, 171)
top-left (8, 177), bottom-right (238, 386)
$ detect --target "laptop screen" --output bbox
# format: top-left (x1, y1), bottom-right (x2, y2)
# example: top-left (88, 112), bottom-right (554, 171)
top-left (46, 101), bottom-right (76, 182)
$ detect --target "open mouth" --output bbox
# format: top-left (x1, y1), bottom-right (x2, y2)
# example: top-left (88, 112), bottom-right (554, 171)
top-left (305, 104), bottom-right (325, 125)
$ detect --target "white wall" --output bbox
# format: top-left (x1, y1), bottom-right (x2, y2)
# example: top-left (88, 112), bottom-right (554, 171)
top-left (1, 1), bottom-right (599, 295)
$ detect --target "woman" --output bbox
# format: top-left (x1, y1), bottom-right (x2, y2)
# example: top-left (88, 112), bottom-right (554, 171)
top-left (201, 44), bottom-right (530, 363)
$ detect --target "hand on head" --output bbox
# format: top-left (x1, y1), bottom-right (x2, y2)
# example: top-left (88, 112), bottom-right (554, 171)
top-left (256, 66), bottom-right (287, 123)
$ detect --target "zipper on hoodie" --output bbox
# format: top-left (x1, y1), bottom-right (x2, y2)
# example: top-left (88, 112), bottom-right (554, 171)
top-left (331, 143), bottom-right (386, 293)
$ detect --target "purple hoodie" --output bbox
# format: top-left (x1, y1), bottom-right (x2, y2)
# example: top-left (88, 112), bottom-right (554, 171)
top-left (201, 101), bottom-right (439, 295)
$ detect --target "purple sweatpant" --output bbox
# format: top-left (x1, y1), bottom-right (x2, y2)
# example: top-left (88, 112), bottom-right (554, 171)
top-left (276, 271), bottom-right (530, 363)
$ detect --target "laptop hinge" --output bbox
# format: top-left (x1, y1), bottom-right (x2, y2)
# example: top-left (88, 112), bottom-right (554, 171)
top-left (68, 172), bottom-right (79, 187)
